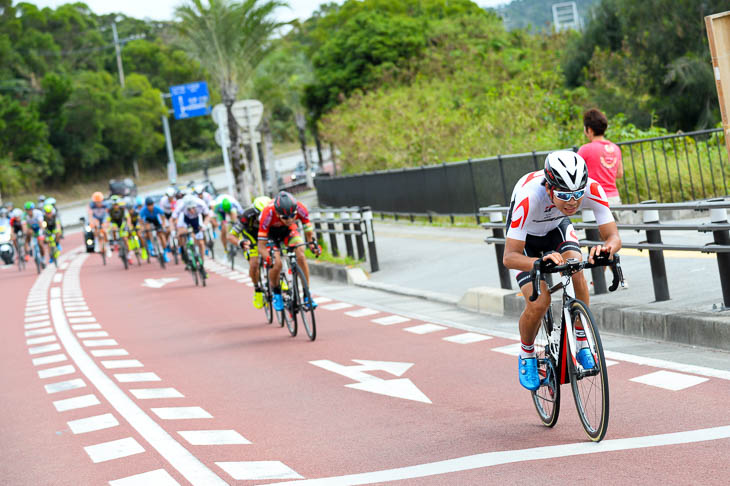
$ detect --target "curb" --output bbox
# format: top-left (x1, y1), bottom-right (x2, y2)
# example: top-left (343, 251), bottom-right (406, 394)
top-left (354, 281), bottom-right (460, 306)
top-left (460, 286), bottom-right (730, 352)
top-left (308, 260), bottom-right (369, 285)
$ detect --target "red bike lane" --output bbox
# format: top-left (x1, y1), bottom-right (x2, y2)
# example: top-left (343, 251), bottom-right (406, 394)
top-left (2, 232), bottom-right (729, 484)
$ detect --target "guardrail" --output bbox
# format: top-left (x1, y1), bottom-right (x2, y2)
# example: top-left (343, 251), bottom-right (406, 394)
top-left (310, 206), bottom-right (379, 272)
top-left (479, 198), bottom-right (730, 308)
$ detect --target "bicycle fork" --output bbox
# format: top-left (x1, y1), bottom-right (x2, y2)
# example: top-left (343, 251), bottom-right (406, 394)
top-left (561, 276), bottom-right (598, 377)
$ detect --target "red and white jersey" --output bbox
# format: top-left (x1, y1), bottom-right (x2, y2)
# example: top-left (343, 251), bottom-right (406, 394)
top-left (506, 170), bottom-right (614, 241)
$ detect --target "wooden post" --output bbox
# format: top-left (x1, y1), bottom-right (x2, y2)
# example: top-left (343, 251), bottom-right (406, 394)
top-left (706, 11), bottom-right (730, 160)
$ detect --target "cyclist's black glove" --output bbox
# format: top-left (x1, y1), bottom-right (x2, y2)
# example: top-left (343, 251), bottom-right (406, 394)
top-left (538, 251), bottom-right (558, 273)
top-left (238, 240), bottom-right (247, 251)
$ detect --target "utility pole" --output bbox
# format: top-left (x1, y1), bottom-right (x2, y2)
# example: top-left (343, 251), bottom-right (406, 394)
top-left (111, 19), bottom-right (125, 88)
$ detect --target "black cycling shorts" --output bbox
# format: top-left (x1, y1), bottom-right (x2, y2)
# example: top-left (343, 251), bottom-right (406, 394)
top-left (515, 217), bottom-right (581, 288)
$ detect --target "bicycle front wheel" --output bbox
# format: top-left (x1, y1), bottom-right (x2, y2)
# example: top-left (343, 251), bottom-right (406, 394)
top-left (293, 266), bottom-right (316, 341)
top-left (532, 308), bottom-right (560, 427)
top-left (568, 299), bottom-right (609, 442)
top-left (282, 275), bottom-right (297, 337)
top-left (260, 263), bottom-right (273, 324)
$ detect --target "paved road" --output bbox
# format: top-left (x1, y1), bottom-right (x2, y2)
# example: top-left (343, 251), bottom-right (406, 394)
top-left (2, 232), bottom-right (729, 484)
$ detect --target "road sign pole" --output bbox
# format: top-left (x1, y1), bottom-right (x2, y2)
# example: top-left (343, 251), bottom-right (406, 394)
top-left (160, 94), bottom-right (177, 184)
top-left (215, 120), bottom-right (235, 197)
top-left (245, 105), bottom-right (264, 196)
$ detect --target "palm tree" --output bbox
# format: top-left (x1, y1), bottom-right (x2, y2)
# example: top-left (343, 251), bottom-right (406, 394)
top-left (175, 0), bottom-right (288, 202)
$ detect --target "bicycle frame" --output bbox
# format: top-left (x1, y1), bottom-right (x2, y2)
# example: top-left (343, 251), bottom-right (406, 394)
top-left (533, 255), bottom-right (623, 384)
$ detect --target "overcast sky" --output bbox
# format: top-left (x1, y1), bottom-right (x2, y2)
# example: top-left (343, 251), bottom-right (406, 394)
top-left (24, 0), bottom-right (509, 23)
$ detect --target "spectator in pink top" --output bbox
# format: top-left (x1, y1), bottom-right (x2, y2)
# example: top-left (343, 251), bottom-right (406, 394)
top-left (578, 108), bottom-right (624, 205)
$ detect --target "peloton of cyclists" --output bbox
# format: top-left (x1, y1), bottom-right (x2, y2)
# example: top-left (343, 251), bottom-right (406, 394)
top-left (502, 151), bottom-right (621, 391)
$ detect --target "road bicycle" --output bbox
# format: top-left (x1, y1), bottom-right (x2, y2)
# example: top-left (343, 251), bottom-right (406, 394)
top-left (143, 226), bottom-right (166, 269)
top-left (28, 232), bottom-right (45, 274)
top-left (127, 226), bottom-right (145, 266)
top-left (528, 252), bottom-right (624, 442)
top-left (14, 231), bottom-right (26, 271)
top-left (204, 224), bottom-right (216, 259)
top-left (109, 223), bottom-right (130, 270)
top-left (257, 246), bottom-right (274, 325)
top-left (168, 227), bottom-right (179, 265)
top-left (43, 226), bottom-right (60, 268)
top-left (270, 242), bottom-right (318, 341)
top-left (184, 227), bottom-right (206, 287)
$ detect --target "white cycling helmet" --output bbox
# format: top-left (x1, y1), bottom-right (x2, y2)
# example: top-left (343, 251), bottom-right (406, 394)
top-left (544, 150), bottom-right (588, 192)
top-left (165, 187), bottom-right (176, 198)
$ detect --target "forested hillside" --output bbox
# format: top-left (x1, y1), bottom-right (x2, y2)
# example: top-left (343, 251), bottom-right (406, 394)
top-left (1, 0), bottom-right (729, 196)
top-left (493, 0), bottom-right (599, 32)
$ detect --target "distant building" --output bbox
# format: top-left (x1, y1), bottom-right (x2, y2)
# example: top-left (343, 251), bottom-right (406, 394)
top-left (552, 1), bottom-right (583, 31)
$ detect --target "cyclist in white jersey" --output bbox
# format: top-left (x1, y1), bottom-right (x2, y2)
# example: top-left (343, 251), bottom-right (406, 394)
top-left (503, 151), bottom-right (621, 391)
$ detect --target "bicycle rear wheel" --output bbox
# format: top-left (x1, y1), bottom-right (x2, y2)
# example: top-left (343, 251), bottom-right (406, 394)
top-left (120, 242), bottom-right (128, 270)
top-left (532, 308), bottom-right (560, 427)
top-left (154, 237), bottom-right (165, 269)
top-left (568, 299), bottom-right (609, 442)
top-left (293, 266), bottom-right (316, 341)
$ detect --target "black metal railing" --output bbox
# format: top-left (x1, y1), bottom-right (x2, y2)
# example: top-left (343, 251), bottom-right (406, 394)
top-left (314, 129), bottom-right (728, 218)
top-left (310, 206), bottom-right (379, 272)
top-left (479, 199), bottom-right (730, 308)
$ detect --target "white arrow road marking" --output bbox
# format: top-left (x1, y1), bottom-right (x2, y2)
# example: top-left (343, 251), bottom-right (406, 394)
top-left (142, 278), bottom-right (179, 288)
top-left (310, 360), bottom-right (430, 404)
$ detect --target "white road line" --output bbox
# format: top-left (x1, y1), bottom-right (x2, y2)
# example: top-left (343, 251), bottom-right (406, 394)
top-left (66, 311), bottom-right (92, 317)
top-left (443, 333), bottom-right (493, 344)
top-left (77, 331), bottom-right (109, 338)
top-left (45, 378), bottom-right (86, 394)
top-left (50, 274), bottom-right (228, 485)
top-left (52, 273), bottom-right (63, 283)
top-left (151, 407), bottom-right (213, 420)
top-left (25, 305), bottom-right (48, 312)
top-left (84, 437), bottom-right (145, 463)
top-left (83, 339), bottom-right (119, 347)
top-left (371, 315), bottom-right (411, 326)
top-left (69, 317), bottom-right (97, 323)
top-left (64, 306), bottom-right (89, 311)
top-left (321, 302), bottom-right (354, 311)
top-left (26, 335), bottom-right (57, 345)
top-left (91, 349), bottom-right (129, 357)
top-left (115, 372), bottom-right (161, 383)
top-left (38, 364), bottom-right (75, 379)
top-left (129, 388), bottom-right (184, 399)
top-left (25, 315), bottom-right (50, 323)
top-left (490, 343), bottom-right (522, 356)
top-left (603, 350), bottom-right (730, 382)
top-left (178, 430), bottom-right (251, 445)
top-left (25, 308), bottom-right (50, 316)
top-left (33, 353), bottom-right (67, 366)
top-left (630, 370), bottom-right (709, 391)
top-left (53, 394), bottom-right (100, 412)
top-left (265, 425), bottom-right (730, 486)
top-left (28, 343), bottom-right (62, 355)
top-left (344, 308), bottom-right (379, 318)
top-left (218, 461), bottom-right (302, 481)
top-left (25, 321), bottom-right (51, 329)
top-left (25, 327), bottom-right (54, 336)
top-left (310, 296), bottom-right (332, 304)
top-left (102, 359), bottom-right (143, 369)
top-left (404, 324), bottom-right (447, 335)
top-left (109, 469), bottom-right (181, 486)
top-left (72, 324), bottom-right (102, 330)
top-left (67, 413), bottom-right (119, 434)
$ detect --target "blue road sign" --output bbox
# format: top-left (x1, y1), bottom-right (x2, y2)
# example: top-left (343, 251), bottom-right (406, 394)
top-left (170, 82), bottom-right (210, 120)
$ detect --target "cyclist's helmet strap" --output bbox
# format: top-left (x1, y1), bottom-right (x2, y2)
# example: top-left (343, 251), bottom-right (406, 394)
top-left (274, 191), bottom-right (297, 218)
top-left (544, 150), bottom-right (588, 192)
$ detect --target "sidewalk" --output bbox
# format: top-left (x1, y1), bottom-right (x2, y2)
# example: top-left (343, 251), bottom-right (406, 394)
top-left (345, 219), bottom-right (730, 352)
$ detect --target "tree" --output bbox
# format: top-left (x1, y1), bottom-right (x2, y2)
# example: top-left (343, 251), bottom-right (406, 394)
top-left (175, 0), bottom-right (288, 202)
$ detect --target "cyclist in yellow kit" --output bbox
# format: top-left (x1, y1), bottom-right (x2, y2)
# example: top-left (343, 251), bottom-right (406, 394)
top-left (227, 196), bottom-right (271, 308)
